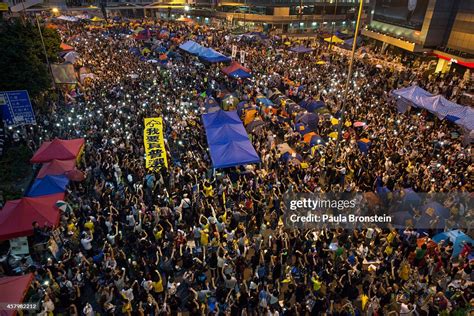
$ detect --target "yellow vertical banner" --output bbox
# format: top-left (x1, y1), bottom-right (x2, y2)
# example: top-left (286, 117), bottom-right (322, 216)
top-left (144, 117), bottom-right (168, 171)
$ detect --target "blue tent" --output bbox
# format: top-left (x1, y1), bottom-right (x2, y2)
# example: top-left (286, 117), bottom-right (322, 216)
top-left (179, 40), bottom-right (202, 54)
top-left (202, 110), bottom-right (260, 168)
top-left (289, 45), bottom-right (313, 53)
top-left (27, 175), bottom-right (69, 197)
top-left (421, 201), bottom-right (450, 219)
top-left (229, 68), bottom-right (252, 79)
top-left (295, 112), bottom-right (319, 130)
top-left (300, 100), bottom-right (325, 112)
top-left (432, 230), bottom-right (473, 257)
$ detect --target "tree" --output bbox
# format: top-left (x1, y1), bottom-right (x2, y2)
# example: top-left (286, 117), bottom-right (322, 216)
top-left (0, 19), bottom-right (61, 98)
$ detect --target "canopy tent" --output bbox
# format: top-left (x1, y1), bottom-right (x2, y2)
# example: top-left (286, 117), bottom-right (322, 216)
top-left (432, 230), bottom-right (473, 257)
top-left (392, 86), bottom-right (474, 131)
top-left (37, 159), bottom-right (76, 179)
top-left (0, 193), bottom-right (64, 240)
top-left (0, 274), bottom-right (34, 316)
top-left (289, 45), bottom-right (313, 53)
top-left (202, 110), bottom-right (260, 168)
top-left (324, 35), bottom-right (344, 44)
top-left (27, 175), bottom-right (69, 197)
top-left (30, 138), bottom-right (84, 163)
top-left (179, 40), bottom-right (231, 63)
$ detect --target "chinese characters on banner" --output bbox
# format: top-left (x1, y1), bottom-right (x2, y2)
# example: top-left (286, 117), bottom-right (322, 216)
top-left (231, 45), bottom-right (237, 58)
top-left (144, 118), bottom-right (168, 171)
top-left (240, 50), bottom-right (246, 64)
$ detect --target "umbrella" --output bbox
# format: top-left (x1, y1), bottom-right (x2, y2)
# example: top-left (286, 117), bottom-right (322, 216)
top-left (364, 192), bottom-right (381, 207)
top-left (56, 200), bottom-right (73, 213)
top-left (376, 64), bottom-right (383, 69)
top-left (244, 109), bottom-right (258, 125)
top-left (354, 121), bottom-right (366, 127)
top-left (330, 117), bottom-right (339, 125)
top-left (328, 132), bottom-right (338, 139)
top-left (316, 61), bottom-right (326, 65)
top-left (296, 112), bottom-right (319, 128)
top-left (309, 135), bottom-right (324, 147)
top-left (421, 201), bottom-right (450, 219)
top-left (65, 169), bottom-right (85, 182)
top-left (64, 51), bottom-right (80, 63)
top-left (246, 120), bottom-right (266, 133)
top-left (303, 132), bottom-right (317, 143)
top-left (432, 230), bottom-right (473, 257)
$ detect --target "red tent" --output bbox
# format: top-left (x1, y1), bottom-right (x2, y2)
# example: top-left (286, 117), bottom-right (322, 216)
top-left (60, 43), bottom-right (74, 51)
top-left (36, 159), bottom-right (77, 179)
top-left (30, 138), bottom-right (84, 163)
top-left (0, 274), bottom-right (34, 316)
top-left (0, 193), bottom-right (64, 240)
top-left (222, 61), bottom-right (251, 76)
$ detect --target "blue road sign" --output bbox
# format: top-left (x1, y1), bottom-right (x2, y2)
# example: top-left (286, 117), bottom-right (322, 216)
top-left (0, 90), bottom-right (36, 126)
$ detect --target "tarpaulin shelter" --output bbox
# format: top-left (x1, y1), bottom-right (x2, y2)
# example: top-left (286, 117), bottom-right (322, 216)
top-left (200, 47), bottom-right (231, 63)
top-left (324, 35), bottom-right (344, 44)
top-left (0, 274), bottom-right (34, 316)
top-left (179, 40), bottom-right (231, 63)
top-left (392, 86), bottom-right (474, 130)
top-left (289, 45), bottom-right (313, 53)
top-left (432, 230), bottom-right (473, 257)
top-left (60, 43), bottom-right (74, 51)
top-left (0, 193), bottom-right (64, 240)
top-left (30, 138), bottom-right (84, 163)
top-left (202, 110), bottom-right (260, 168)
top-left (27, 175), bottom-right (69, 197)
top-left (37, 159), bottom-right (76, 179)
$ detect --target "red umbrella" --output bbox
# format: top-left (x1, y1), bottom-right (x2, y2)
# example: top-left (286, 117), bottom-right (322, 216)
top-left (65, 169), bottom-right (85, 182)
top-left (354, 121), bottom-right (366, 127)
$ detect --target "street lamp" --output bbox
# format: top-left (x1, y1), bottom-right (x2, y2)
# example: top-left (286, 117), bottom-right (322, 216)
top-left (184, 5), bottom-right (190, 12)
top-left (51, 7), bottom-right (59, 14)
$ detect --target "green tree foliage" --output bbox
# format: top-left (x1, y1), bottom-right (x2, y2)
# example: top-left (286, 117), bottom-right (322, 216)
top-left (0, 19), bottom-right (61, 98)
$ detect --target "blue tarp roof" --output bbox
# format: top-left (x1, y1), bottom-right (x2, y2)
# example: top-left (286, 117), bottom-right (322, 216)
top-left (179, 40), bottom-right (231, 63)
top-left (202, 110), bottom-right (260, 168)
top-left (392, 86), bottom-right (474, 131)
top-left (27, 175), bottom-right (69, 197)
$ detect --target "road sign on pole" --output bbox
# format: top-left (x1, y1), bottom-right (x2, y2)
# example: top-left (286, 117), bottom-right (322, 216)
top-left (0, 90), bottom-right (36, 126)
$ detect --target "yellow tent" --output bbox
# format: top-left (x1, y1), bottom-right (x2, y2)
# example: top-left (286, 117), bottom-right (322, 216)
top-left (324, 35), bottom-right (344, 44)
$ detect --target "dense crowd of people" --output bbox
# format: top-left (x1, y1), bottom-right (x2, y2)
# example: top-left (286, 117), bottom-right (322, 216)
top-left (3, 17), bottom-right (473, 315)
